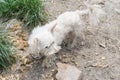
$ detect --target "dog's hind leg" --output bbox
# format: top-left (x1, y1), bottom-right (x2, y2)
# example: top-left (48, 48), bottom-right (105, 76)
top-left (71, 36), bottom-right (78, 49)
top-left (61, 32), bottom-right (75, 51)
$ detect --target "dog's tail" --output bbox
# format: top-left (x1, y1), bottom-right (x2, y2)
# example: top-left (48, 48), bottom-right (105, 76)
top-left (77, 2), bottom-right (107, 26)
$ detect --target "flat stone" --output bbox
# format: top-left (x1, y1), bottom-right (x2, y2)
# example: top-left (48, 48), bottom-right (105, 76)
top-left (56, 62), bottom-right (83, 80)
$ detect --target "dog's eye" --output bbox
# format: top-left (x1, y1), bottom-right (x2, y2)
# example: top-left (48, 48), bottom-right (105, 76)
top-left (45, 46), bottom-right (48, 48)
top-left (44, 42), bottom-right (54, 49)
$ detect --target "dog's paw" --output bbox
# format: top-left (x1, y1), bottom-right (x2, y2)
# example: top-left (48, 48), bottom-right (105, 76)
top-left (56, 45), bottom-right (61, 51)
top-left (47, 45), bottom-right (61, 56)
top-left (42, 55), bottom-right (56, 68)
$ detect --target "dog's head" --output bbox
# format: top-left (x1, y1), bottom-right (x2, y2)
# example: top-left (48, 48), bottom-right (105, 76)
top-left (28, 20), bottom-right (61, 57)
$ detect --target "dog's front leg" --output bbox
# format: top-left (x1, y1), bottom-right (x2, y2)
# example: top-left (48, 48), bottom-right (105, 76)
top-left (48, 44), bottom-right (61, 56)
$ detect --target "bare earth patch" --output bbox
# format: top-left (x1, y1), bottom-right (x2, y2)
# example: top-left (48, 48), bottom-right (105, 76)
top-left (0, 0), bottom-right (120, 80)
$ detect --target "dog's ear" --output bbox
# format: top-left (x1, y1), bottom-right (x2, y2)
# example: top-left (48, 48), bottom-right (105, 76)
top-left (50, 23), bottom-right (56, 33)
top-left (47, 20), bottom-right (57, 33)
top-left (34, 38), bottom-right (39, 45)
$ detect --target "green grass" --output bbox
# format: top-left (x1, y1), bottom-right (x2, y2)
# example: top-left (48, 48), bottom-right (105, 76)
top-left (0, 30), bottom-right (15, 69)
top-left (0, 0), bottom-right (47, 27)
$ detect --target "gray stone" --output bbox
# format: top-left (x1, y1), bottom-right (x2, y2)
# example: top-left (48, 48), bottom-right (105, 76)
top-left (56, 62), bottom-right (83, 80)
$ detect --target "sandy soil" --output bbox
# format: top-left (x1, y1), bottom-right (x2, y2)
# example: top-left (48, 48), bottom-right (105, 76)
top-left (44, 0), bottom-right (120, 80)
top-left (0, 0), bottom-right (120, 80)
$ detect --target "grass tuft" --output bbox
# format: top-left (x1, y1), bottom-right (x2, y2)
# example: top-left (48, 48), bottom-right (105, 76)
top-left (0, 30), bottom-right (15, 69)
top-left (0, 0), bottom-right (47, 27)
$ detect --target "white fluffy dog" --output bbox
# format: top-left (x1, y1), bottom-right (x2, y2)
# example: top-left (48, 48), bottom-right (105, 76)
top-left (28, 3), bottom-right (107, 56)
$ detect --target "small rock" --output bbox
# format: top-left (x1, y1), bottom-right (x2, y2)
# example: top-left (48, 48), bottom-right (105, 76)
top-left (99, 42), bottom-right (106, 48)
top-left (56, 62), bottom-right (83, 80)
top-left (101, 56), bottom-right (105, 60)
top-left (95, 53), bottom-right (99, 55)
top-left (115, 8), bottom-right (120, 14)
top-left (92, 62), bottom-right (108, 68)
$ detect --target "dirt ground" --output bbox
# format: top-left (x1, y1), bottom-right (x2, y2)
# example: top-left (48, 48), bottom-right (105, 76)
top-left (0, 0), bottom-right (120, 80)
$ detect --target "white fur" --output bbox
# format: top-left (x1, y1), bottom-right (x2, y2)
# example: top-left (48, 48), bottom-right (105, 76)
top-left (28, 3), bottom-right (107, 56)
top-left (28, 20), bottom-right (61, 56)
